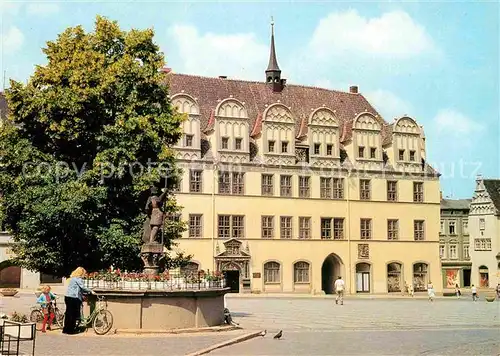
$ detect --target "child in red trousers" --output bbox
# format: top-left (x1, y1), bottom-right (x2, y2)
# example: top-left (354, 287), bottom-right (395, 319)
top-left (37, 285), bottom-right (56, 332)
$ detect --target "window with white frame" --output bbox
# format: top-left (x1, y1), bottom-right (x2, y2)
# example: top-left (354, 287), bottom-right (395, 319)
top-left (448, 221), bottom-right (456, 235)
top-left (264, 262), bottom-right (280, 284)
top-left (294, 262), bottom-right (310, 283)
top-left (449, 244), bottom-right (457, 259)
top-left (463, 245), bottom-right (470, 259)
top-left (439, 245), bottom-right (445, 258)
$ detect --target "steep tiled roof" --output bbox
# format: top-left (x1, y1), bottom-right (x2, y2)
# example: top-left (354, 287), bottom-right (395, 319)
top-left (440, 199), bottom-right (471, 211)
top-left (166, 73), bottom-right (385, 142)
top-left (0, 92), bottom-right (8, 120)
top-left (483, 179), bottom-right (500, 212)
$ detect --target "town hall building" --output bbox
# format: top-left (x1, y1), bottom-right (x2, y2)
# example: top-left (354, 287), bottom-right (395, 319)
top-left (169, 23), bottom-right (442, 294)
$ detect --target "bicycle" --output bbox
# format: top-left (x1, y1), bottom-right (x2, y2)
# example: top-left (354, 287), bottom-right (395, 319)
top-left (76, 295), bottom-right (114, 335)
top-left (29, 296), bottom-right (65, 331)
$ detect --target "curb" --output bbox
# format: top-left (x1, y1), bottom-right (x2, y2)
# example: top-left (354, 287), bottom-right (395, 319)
top-left (114, 325), bottom-right (242, 335)
top-left (185, 330), bottom-right (263, 356)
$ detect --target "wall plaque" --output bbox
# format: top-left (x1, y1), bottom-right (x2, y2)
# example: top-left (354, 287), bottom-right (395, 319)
top-left (252, 272), bottom-right (261, 278)
top-left (358, 244), bottom-right (369, 259)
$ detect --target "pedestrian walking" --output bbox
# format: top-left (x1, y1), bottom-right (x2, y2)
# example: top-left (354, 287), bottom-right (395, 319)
top-left (455, 284), bottom-right (461, 299)
top-left (427, 281), bottom-right (435, 302)
top-left (62, 267), bottom-right (96, 335)
top-left (471, 284), bottom-right (478, 301)
top-left (334, 276), bottom-right (345, 305)
top-left (408, 282), bottom-right (414, 297)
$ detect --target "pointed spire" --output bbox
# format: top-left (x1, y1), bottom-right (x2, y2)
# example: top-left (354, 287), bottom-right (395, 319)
top-left (266, 17), bottom-right (280, 73)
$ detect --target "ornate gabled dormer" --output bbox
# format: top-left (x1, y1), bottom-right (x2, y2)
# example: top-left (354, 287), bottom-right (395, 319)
top-left (307, 107), bottom-right (340, 167)
top-left (470, 175), bottom-right (499, 215)
top-left (258, 103), bottom-right (296, 166)
top-left (350, 112), bottom-right (383, 171)
top-left (211, 97), bottom-right (250, 164)
top-left (391, 116), bottom-right (422, 173)
top-left (171, 93), bottom-right (202, 160)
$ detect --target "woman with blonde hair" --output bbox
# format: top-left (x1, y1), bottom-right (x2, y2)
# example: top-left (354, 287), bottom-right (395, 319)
top-left (36, 285), bottom-right (56, 332)
top-left (62, 267), bottom-right (95, 335)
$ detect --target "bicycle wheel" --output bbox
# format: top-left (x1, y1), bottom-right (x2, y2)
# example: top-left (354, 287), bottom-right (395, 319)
top-left (54, 308), bottom-right (65, 328)
top-left (92, 310), bottom-right (113, 335)
top-left (30, 310), bottom-right (44, 331)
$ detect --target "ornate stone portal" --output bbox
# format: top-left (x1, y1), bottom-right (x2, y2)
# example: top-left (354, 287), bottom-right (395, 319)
top-left (215, 239), bottom-right (251, 292)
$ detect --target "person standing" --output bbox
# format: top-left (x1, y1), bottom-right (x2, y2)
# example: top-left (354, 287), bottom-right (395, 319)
top-left (471, 284), bottom-right (478, 301)
top-left (455, 284), bottom-right (461, 299)
top-left (495, 283), bottom-right (500, 300)
top-left (427, 281), bottom-right (435, 302)
top-left (62, 267), bottom-right (96, 335)
top-left (334, 276), bottom-right (345, 305)
top-left (36, 285), bottom-right (56, 333)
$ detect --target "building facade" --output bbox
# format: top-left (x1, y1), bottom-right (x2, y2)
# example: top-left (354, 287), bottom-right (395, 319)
top-left (439, 199), bottom-right (472, 289)
top-left (468, 176), bottom-right (500, 289)
top-left (169, 25), bottom-right (442, 294)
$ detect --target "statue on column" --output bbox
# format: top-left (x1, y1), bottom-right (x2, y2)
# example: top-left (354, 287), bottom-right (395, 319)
top-left (142, 186), bottom-right (168, 244)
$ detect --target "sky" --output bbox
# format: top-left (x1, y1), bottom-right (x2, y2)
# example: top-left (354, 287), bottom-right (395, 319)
top-left (0, 0), bottom-right (498, 198)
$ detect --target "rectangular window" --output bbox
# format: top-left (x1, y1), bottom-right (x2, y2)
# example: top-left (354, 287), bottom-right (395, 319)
top-left (218, 172), bottom-right (231, 194)
top-left (439, 245), bottom-right (445, 258)
top-left (185, 134), bottom-right (194, 147)
top-left (409, 150), bottom-right (416, 161)
top-left (320, 177), bottom-right (332, 199)
top-left (360, 219), bottom-right (372, 240)
top-left (387, 181), bottom-right (398, 202)
top-left (189, 170), bottom-right (202, 193)
top-left (449, 245), bottom-right (457, 259)
top-left (281, 141), bottom-right (288, 153)
top-left (264, 263), bottom-right (280, 283)
top-left (399, 149), bottom-right (405, 161)
top-left (262, 216), bottom-right (274, 239)
top-left (358, 146), bottom-right (365, 158)
top-left (479, 218), bottom-right (485, 230)
top-left (448, 221), bottom-right (456, 235)
top-left (440, 220), bottom-right (445, 234)
top-left (235, 138), bottom-right (242, 150)
top-left (462, 220), bottom-right (468, 235)
top-left (298, 217), bottom-right (311, 239)
top-left (298, 176), bottom-right (310, 198)
top-left (463, 245), bottom-right (470, 259)
top-left (268, 140), bottom-right (275, 152)
top-left (188, 214), bottom-right (203, 238)
top-left (280, 175), bottom-right (292, 197)
top-left (414, 220), bottom-right (425, 241)
top-left (232, 216), bottom-right (245, 238)
top-left (280, 216), bottom-right (292, 239)
top-left (360, 179), bottom-right (371, 200)
top-left (413, 182), bottom-right (424, 202)
top-left (218, 215), bottom-right (230, 238)
top-left (232, 172), bottom-right (244, 195)
top-left (387, 219), bottom-right (399, 240)
top-left (333, 218), bottom-right (344, 240)
top-left (321, 218), bottom-right (332, 239)
top-left (262, 174), bottom-right (274, 196)
top-left (221, 137), bottom-right (229, 149)
top-left (326, 144), bottom-right (333, 156)
top-left (333, 178), bottom-right (344, 199)
top-left (370, 147), bottom-right (376, 159)
top-left (314, 143), bottom-right (321, 155)
top-left (294, 262), bottom-right (310, 283)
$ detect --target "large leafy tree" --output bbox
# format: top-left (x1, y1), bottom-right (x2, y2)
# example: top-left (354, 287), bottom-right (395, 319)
top-left (0, 16), bottom-right (189, 277)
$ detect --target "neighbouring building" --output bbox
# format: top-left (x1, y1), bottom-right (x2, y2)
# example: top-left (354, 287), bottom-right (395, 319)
top-left (168, 23), bottom-right (442, 294)
top-left (468, 176), bottom-right (500, 289)
top-left (439, 198), bottom-right (472, 289)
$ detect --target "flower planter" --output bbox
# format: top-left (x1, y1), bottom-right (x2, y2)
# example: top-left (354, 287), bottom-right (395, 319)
top-left (1, 290), bottom-right (18, 297)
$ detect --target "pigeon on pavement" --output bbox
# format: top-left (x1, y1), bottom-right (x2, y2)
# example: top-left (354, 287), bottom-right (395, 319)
top-left (260, 330), bottom-right (267, 337)
top-left (273, 330), bottom-right (282, 339)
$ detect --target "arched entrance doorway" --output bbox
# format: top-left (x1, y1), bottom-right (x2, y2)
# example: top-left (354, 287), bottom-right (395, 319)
top-left (0, 260), bottom-right (21, 288)
top-left (355, 263), bottom-right (371, 293)
top-left (413, 263), bottom-right (428, 292)
top-left (387, 262), bottom-right (403, 292)
top-left (479, 266), bottom-right (489, 288)
top-left (321, 254), bottom-right (343, 294)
